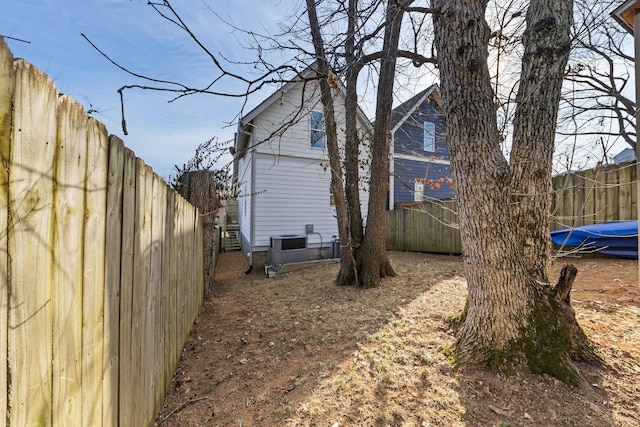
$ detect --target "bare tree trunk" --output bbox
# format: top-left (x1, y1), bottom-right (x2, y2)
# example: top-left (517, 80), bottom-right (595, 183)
top-left (179, 171), bottom-right (218, 297)
top-left (344, 0), bottom-right (365, 263)
top-left (359, 0), bottom-right (411, 288)
top-left (510, 0), bottom-right (573, 283)
top-left (433, 0), bottom-right (594, 382)
top-left (306, 0), bottom-right (359, 286)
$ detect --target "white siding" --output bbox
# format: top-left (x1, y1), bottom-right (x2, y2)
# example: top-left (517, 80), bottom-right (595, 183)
top-left (236, 152), bottom-right (252, 252)
top-left (251, 83), bottom-right (346, 160)
top-left (253, 152), bottom-right (333, 249)
top-left (240, 78), bottom-right (371, 255)
top-left (252, 151), bottom-right (370, 251)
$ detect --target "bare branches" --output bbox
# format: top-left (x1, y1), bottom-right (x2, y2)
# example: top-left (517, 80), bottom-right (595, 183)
top-left (82, 33), bottom-right (187, 90)
top-left (0, 34), bottom-right (30, 44)
top-left (83, 21), bottom-right (303, 135)
top-left (401, 6), bottom-right (439, 15)
top-left (559, 0), bottom-right (636, 155)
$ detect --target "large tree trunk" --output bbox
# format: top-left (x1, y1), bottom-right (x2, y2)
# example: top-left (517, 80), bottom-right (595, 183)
top-left (359, 0), bottom-right (411, 288)
top-left (433, 0), bottom-right (593, 382)
top-left (510, 0), bottom-right (573, 283)
top-left (306, 0), bottom-right (359, 285)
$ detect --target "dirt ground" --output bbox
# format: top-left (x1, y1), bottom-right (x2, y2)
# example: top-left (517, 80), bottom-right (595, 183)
top-left (156, 251), bottom-right (640, 426)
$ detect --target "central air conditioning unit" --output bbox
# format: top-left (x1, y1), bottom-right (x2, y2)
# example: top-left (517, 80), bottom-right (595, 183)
top-left (268, 234), bottom-right (308, 265)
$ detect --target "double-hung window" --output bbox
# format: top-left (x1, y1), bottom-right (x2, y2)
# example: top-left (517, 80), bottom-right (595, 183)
top-left (311, 110), bottom-right (327, 148)
top-left (423, 121), bottom-right (435, 152)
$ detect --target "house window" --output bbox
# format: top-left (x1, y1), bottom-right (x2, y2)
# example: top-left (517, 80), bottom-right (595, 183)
top-left (414, 180), bottom-right (424, 201)
top-left (423, 121), bottom-right (435, 152)
top-left (311, 110), bottom-right (326, 148)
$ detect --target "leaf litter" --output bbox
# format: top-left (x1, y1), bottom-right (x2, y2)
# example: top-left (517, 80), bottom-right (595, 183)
top-left (157, 251), bottom-right (640, 426)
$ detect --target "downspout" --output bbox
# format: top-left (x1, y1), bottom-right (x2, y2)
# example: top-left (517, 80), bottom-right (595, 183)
top-left (248, 134), bottom-right (256, 274)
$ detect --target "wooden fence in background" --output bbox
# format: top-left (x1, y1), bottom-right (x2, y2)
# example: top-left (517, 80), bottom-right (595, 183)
top-left (387, 161), bottom-right (638, 254)
top-left (0, 39), bottom-right (204, 426)
top-left (552, 161), bottom-right (637, 229)
top-left (387, 199), bottom-right (461, 254)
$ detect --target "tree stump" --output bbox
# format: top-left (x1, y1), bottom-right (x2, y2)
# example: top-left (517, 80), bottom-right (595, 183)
top-left (554, 264), bottom-right (577, 305)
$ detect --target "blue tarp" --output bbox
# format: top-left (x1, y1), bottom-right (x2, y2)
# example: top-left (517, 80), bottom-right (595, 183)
top-left (550, 221), bottom-right (638, 259)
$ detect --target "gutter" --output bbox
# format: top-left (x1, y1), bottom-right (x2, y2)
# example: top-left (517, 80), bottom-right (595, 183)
top-left (249, 137), bottom-right (256, 272)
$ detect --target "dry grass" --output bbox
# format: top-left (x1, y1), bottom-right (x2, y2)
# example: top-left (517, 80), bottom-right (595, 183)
top-left (157, 251), bottom-right (640, 427)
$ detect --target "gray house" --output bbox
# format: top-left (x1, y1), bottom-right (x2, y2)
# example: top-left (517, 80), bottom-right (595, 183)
top-left (389, 84), bottom-right (454, 209)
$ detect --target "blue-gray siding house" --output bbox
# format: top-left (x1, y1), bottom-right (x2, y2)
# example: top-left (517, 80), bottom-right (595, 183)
top-left (389, 84), bottom-right (454, 208)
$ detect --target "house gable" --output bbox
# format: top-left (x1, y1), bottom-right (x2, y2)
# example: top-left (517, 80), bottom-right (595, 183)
top-left (390, 84), bottom-right (454, 208)
top-left (235, 66), bottom-right (372, 161)
top-left (392, 85), bottom-right (448, 160)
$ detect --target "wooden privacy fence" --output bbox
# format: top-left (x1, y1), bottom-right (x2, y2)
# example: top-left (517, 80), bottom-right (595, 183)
top-left (0, 39), bottom-right (204, 426)
top-left (552, 161), bottom-right (637, 229)
top-left (387, 161), bottom-right (638, 254)
top-left (387, 199), bottom-right (461, 254)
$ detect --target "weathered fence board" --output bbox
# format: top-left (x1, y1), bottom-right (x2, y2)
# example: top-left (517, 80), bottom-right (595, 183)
top-left (175, 198), bottom-right (185, 355)
top-left (104, 135), bottom-right (124, 427)
top-left (595, 170), bottom-right (607, 223)
top-left (0, 38), bottom-right (12, 427)
top-left (605, 167), bottom-right (618, 221)
top-left (619, 163), bottom-right (633, 221)
top-left (583, 168), bottom-right (597, 225)
top-left (9, 58), bottom-right (58, 426)
top-left (142, 165), bottom-right (154, 424)
top-left (52, 94), bottom-right (87, 426)
top-left (157, 177), bottom-right (170, 410)
top-left (1, 39), bottom-right (205, 426)
top-left (83, 118), bottom-right (108, 425)
top-left (164, 189), bottom-right (177, 396)
top-left (118, 148), bottom-right (137, 426)
top-left (169, 191), bottom-right (181, 392)
top-left (195, 211), bottom-right (204, 308)
top-left (131, 159), bottom-right (148, 427)
top-left (150, 173), bottom-right (165, 420)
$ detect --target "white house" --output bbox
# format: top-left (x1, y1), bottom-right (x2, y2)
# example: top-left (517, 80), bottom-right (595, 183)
top-left (233, 68), bottom-right (372, 268)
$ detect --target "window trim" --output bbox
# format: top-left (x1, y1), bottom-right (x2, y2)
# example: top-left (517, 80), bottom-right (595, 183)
top-left (310, 110), bottom-right (327, 148)
top-left (423, 121), bottom-right (435, 152)
top-left (414, 180), bottom-right (424, 201)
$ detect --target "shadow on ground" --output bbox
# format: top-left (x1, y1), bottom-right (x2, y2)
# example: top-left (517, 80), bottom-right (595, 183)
top-left (157, 252), bottom-right (637, 426)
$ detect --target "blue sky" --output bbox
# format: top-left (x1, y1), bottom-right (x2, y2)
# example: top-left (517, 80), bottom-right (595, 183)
top-left (2, 0), bottom-right (292, 178)
top-left (4, 1), bottom-right (628, 179)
